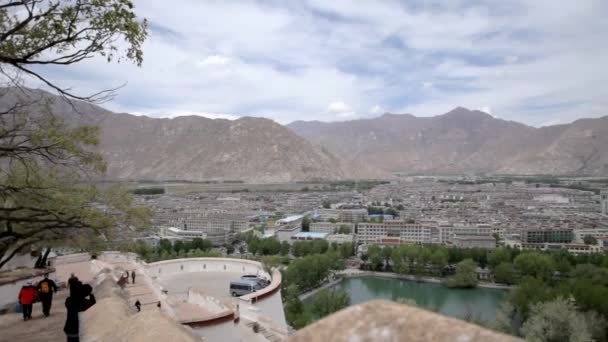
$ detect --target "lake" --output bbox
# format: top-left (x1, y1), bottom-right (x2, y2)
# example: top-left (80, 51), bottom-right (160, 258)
top-left (309, 276), bottom-right (507, 322)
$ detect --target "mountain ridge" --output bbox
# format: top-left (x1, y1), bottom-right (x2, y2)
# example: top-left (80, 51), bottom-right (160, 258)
top-left (288, 107), bottom-right (608, 176)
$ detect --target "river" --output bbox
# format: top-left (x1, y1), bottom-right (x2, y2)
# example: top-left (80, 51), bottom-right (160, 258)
top-left (307, 276), bottom-right (507, 322)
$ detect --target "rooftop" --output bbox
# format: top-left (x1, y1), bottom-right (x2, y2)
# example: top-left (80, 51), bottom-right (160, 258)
top-left (277, 215), bottom-right (304, 223)
top-left (292, 232), bottom-right (329, 239)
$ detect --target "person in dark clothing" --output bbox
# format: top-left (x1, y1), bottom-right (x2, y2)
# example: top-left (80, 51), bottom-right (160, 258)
top-left (124, 270), bottom-right (130, 284)
top-left (37, 274), bottom-right (58, 317)
top-left (68, 274), bottom-right (79, 296)
top-left (131, 270), bottom-right (136, 284)
top-left (64, 281), bottom-right (95, 342)
top-left (134, 300), bottom-right (141, 312)
top-left (157, 301), bottom-right (161, 309)
top-left (18, 281), bottom-right (37, 321)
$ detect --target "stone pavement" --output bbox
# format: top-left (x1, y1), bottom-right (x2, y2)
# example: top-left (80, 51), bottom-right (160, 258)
top-left (0, 290), bottom-right (69, 342)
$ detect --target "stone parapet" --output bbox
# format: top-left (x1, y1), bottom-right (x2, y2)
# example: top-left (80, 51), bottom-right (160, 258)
top-left (289, 300), bottom-right (521, 342)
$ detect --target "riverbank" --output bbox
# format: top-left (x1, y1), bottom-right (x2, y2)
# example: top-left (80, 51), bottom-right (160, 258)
top-left (299, 268), bottom-right (512, 301)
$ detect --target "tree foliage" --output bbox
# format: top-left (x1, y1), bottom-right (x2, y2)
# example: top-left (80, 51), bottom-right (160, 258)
top-left (0, 0), bottom-right (149, 267)
top-left (445, 258), bottom-right (478, 288)
top-left (522, 297), bottom-right (605, 342)
top-left (311, 288), bottom-right (350, 318)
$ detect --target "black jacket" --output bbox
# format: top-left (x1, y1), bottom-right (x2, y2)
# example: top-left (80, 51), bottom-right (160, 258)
top-left (63, 294), bottom-right (96, 335)
top-left (37, 278), bottom-right (58, 296)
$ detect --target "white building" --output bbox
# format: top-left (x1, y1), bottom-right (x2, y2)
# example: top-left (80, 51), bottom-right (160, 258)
top-left (357, 221), bottom-right (431, 245)
top-left (327, 234), bottom-right (355, 244)
top-left (160, 227), bottom-right (207, 240)
top-left (156, 212), bottom-right (248, 246)
top-left (310, 222), bottom-right (354, 234)
top-left (438, 224), bottom-right (493, 244)
top-left (314, 209), bottom-right (368, 223)
top-left (573, 228), bottom-right (608, 243)
top-left (452, 235), bottom-right (496, 249)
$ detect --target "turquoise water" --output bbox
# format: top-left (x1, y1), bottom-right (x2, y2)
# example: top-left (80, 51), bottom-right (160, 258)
top-left (309, 276), bottom-right (507, 322)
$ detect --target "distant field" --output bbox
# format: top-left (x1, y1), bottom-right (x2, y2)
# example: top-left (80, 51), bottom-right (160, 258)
top-left (100, 179), bottom-right (389, 194)
top-left (163, 182), bottom-right (326, 194)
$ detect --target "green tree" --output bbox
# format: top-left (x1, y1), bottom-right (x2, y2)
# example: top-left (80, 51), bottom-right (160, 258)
top-left (384, 208), bottom-right (399, 216)
top-left (173, 240), bottom-right (185, 253)
top-left (446, 258), bottom-right (478, 288)
top-left (280, 241), bottom-right (290, 256)
top-left (311, 288), bottom-right (350, 318)
top-left (339, 242), bottom-right (354, 259)
top-left (522, 297), bottom-right (605, 342)
top-left (248, 238), bottom-right (260, 255)
top-left (514, 252), bottom-right (556, 281)
top-left (301, 217), bottom-right (311, 231)
top-left (494, 262), bottom-right (517, 285)
top-left (510, 277), bottom-right (555, 319)
top-left (191, 238), bottom-right (212, 251)
top-left (583, 235), bottom-right (598, 245)
top-left (381, 246), bottom-right (393, 270)
top-left (366, 245), bottom-right (384, 271)
top-left (159, 239), bottom-right (172, 253)
top-left (488, 248), bottom-right (512, 268)
top-left (322, 200), bottom-right (331, 209)
top-left (0, 0), bottom-right (149, 267)
top-left (337, 225), bottom-right (351, 234)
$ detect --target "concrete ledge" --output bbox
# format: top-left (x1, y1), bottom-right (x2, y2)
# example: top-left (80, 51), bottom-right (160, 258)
top-left (81, 275), bottom-right (199, 342)
top-left (288, 300), bottom-right (521, 342)
top-left (241, 268), bottom-right (281, 302)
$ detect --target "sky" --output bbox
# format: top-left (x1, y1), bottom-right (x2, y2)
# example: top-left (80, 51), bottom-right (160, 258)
top-left (34, 0), bottom-right (608, 127)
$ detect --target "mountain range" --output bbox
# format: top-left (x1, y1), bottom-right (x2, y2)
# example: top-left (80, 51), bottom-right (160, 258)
top-left (3, 88), bottom-right (608, 181)
top-left (288, 108), bottom-right (608, 176)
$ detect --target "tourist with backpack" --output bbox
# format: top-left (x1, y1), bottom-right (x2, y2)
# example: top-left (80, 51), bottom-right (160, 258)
top-left (37, 274), bottom-right (58, 317)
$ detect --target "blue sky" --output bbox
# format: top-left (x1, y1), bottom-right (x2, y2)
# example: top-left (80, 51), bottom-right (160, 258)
top-left (34, 0), bottom-right (608, 126)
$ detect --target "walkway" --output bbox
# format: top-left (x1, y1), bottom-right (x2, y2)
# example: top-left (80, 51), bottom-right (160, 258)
top-left (0, 288), bottom-right (69, 341)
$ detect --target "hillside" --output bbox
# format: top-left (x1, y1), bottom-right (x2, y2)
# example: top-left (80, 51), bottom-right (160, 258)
top-left (288, 108), bottom-right (608, 176)
top-left (0, 88), bottom-right (385, 182)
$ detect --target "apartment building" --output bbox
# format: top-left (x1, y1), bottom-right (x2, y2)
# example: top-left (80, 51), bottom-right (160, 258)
top-left (310, 222), bottom-right (354, 234)
top-left (438, 224), bottom-right (493, 244)
top-left (314, 209), bottom-right (368, 223)
top-left (521, 229), bottom-right (573, 244)
top-left (601, 190), bottom-right (608, 215)
top-left (452, 235), bottom-right (496, 249)
top-left (573, 228), bottom-right (608, 243)
top-left (357, 220), bottom-right (431, 245)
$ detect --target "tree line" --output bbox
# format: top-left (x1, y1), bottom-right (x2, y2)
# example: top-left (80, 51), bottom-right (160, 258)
top-left (363, 244), bottom-right (608, 340)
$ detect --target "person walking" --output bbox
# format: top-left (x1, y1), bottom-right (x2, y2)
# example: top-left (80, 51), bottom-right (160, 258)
top-left (64, 281), bottom-right (96, 342)
top-left (124, 270), bottom-right (130, 284)
top-left (37, 274), bottom-right (58, 317)
top-left (134, 300), bottom-right (141, 312)
top-left (131, 270), bottom-right (136, 284)
top-left (68, 274), bottom-right (79, 296)
top-left (18, 280), bottom-right (38, 321)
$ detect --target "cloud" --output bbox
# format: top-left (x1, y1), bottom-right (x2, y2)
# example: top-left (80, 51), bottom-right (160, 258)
top-left (27, 0), bottom-right (608, 127)
top-left (197, 55), bottom-right (230, 68)
top-left (370, 105), bottom-right (385, 115)
top-left (327, 101), bottom-right (355, 118)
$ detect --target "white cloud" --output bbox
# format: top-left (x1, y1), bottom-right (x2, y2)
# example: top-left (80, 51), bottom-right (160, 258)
top-left (26, 0), bottom-right (608, 127)
top-left (327, 101), bottom-right (350, 114)
top-left (327, 101), bottom-right (356, 118)
top-left (197, 55), bottom-right (230, 68)
top-left (477, 106), bottom-right (494, 116)
top-left (370, 105), bottom-right (385, 115)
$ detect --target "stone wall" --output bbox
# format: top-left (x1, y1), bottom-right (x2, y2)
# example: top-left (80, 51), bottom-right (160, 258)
top-left (144, 257), bottom-right (268, 280)
top-left (288, 300), bottom-right (521, 342)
